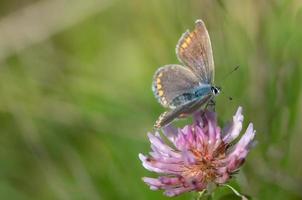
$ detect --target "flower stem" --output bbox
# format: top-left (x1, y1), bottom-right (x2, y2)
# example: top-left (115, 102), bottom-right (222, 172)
top-left (195, 190), bottom-right (213, 200)
top-left (223, 184), bottom-right (248, 200)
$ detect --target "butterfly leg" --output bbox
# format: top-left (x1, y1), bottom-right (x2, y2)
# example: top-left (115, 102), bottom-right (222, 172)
top-left (205, 99), bottom-right (216, 112)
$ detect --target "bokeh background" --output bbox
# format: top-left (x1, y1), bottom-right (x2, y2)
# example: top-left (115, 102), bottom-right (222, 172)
top-left (0, 0), bottom-right (301, 199)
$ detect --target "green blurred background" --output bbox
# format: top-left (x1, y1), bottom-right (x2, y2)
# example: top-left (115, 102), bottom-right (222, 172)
top-left (0, 0), bottom-right (301, 199)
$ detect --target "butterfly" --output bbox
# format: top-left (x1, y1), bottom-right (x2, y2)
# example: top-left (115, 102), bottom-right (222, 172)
top-left (152, 19), bottom-right (221, 129)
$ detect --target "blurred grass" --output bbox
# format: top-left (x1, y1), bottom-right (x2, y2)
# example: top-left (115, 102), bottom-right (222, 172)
top-left (0, 0), bottom-right (301, 199)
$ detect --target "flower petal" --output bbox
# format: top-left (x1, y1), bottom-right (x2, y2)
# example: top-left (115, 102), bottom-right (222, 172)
top-left (233, 123), bottom-right (256, 154)
top-left (223, 106), bottom-right (244, 143)
top-left (162, 124), bottom-right (178, 139)
top-left (226, 123), bottom-right (255, 171)
top-left (164, 186), bottom-right (195, 197)
top-left (182, 149), bottom-right (196, 164)
top-left (206, 111), bottom-right (219, 152)
top-left (139, 153), bottom-right (165, 173)
top-left (142, 177), bottom-right (163, 190)
top-left (139, 153), bottom-right (184, 174)
top-left (148, 133), bottom-right (179, 158)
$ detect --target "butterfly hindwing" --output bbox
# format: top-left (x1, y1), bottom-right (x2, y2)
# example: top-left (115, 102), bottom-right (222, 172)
top-left (154, 93), bottom-right (213, 128)
top-left (176, 19), bottom-right (214, 84)
top-left (154, 102), bottom-right (195, 129)
top-left (152, 64), bottom-right (200, 108)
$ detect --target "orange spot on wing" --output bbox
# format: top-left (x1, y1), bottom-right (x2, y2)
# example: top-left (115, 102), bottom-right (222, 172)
top-left (189, 31), bottom-right (195, 38)
top-left (185, 37), bottom-right (192, 44)
top-left (181, 43), bottom-right (188, 49)
top-left (158, 90), bottom-right (164, 96)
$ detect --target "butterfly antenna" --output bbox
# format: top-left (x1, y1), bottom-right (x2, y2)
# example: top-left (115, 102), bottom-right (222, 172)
top-left (220, 90), bottom-right (234, 102)
top-left (221, 65), bottom-right (239, 83)
top-left (217, 65), bottom-right (238, 102)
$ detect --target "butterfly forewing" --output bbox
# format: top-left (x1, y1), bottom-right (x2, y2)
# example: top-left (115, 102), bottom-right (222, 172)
top-left (152, 64), bottom-right (200, 108)
top-left (176, 19), bottom-right (214, 83)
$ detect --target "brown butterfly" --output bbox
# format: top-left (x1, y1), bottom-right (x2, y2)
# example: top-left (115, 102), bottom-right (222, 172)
top-left (152, 19), bottom-right (220, 129)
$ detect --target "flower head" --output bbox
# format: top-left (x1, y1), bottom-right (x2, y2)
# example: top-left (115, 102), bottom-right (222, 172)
top-left (139, 107), bottom-right (255, 197)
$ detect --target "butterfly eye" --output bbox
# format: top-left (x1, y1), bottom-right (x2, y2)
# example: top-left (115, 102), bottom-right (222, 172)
top-left (211, 86), bottom-right (221, 95)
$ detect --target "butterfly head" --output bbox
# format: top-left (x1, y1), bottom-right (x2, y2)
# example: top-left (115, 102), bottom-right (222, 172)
top-left (211, 86), bottom-right (221, 96)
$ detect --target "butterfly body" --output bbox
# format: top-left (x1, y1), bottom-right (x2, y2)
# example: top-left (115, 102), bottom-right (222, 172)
top-left (152, 19), bottom-right (220, 129)
top-left (154, 85), bottom-right (220, 128)
top-left (170, 84), bottom-right (212, 108)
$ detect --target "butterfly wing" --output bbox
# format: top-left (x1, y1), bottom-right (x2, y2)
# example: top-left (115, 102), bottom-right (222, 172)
top-left (154, 92), bottom-right (213, 129)
top-left (176, 19), bottom-right (214, 84)
top-left (152, 64), bottom-right (200, 109)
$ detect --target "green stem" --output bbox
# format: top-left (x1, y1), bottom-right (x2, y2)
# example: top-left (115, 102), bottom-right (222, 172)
top-left (195, 190), bottom-right (213, 200)
top-left (223, 184), bottom-right (248, 200)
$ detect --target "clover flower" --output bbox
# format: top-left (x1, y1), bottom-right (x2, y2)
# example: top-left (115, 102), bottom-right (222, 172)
top-left (139, 107), bottom-right (255, 197)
